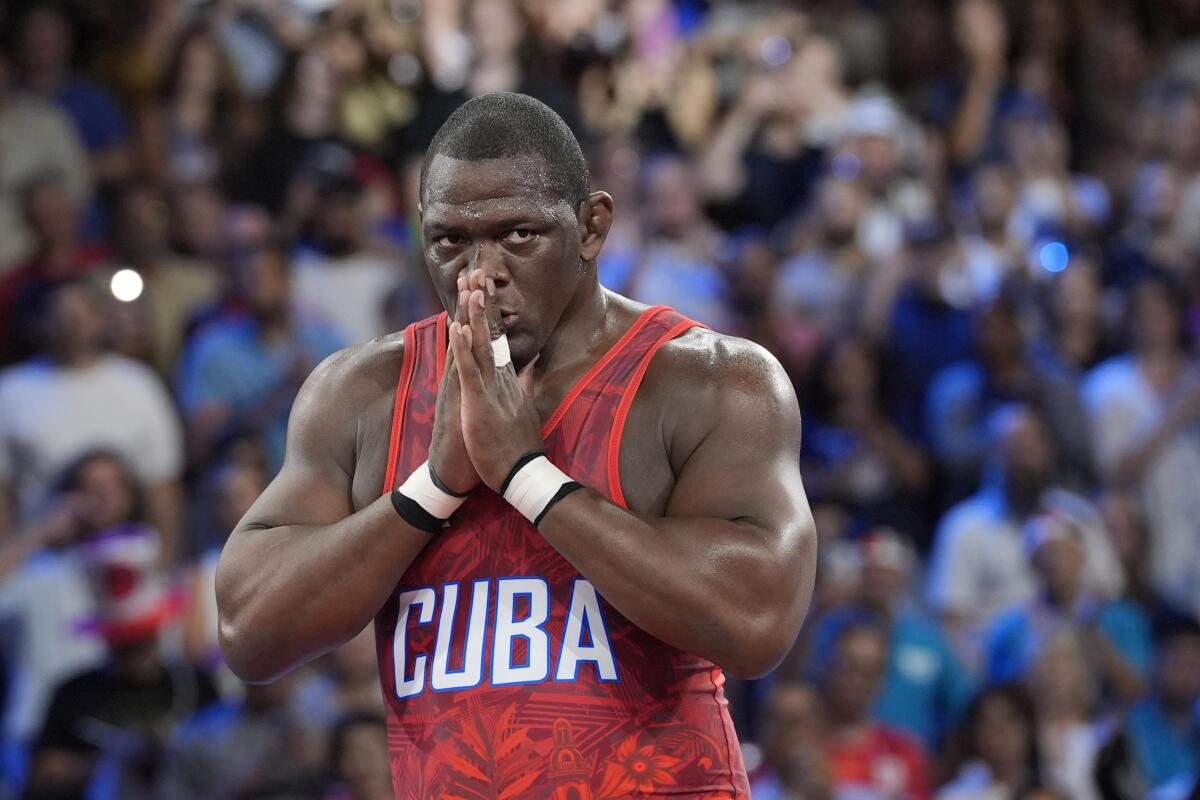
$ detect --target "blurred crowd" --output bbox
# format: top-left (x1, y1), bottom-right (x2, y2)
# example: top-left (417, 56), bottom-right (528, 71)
top-left (0, 0), bottom-right (1198, 798)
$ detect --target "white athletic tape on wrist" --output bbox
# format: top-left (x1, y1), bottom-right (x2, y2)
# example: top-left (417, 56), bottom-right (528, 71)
top-left (491, 334), bottom-right (511, 368)
top-left (398, 460), bottom-right (466, 520)
top-left (503, 455), bottom-right (570, 523)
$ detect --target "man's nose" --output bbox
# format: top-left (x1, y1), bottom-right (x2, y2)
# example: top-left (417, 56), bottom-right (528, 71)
top-left (467, 242), bottom-right (512, 288)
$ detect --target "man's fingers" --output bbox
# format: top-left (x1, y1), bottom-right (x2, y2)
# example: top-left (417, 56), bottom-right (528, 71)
top-left (467, 289), bottom-right (496, 373)
top-left (449, 321), bottom-right (484, 394)
top-left (454, 289), bottom-right (470, 324)
top-left (469, 268), bottom-right (503, 338)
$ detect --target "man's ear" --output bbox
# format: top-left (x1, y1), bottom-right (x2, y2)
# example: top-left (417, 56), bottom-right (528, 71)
top-left (578, 191), bottom-right (614, 264)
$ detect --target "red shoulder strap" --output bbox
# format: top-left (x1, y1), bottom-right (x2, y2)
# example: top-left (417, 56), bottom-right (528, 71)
top-left (607, 313), bottom-right (701, 507)
top-left (381, 314), bottom-right (445, 495)
top-left (541, 306), bottom-right (703, 506)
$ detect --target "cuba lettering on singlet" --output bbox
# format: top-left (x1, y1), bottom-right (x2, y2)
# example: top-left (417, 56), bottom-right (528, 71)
top-left (392, 577), bottom-right (618, 698)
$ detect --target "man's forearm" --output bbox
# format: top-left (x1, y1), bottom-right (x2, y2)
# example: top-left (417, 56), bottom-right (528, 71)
top-left (216, 495), bottom-right (429, 683)
top-left (535, 490), bottom-right (815, 678)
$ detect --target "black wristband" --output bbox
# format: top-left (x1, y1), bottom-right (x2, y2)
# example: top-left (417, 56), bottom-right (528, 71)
top-left (499, 449), bottom-right (546, 496)
top-left (391, 489), bottom-right (446, 535)
top-left (533, 481), bottom-right (584, 527)
top-left (427, 461), bottom-right (471, 498)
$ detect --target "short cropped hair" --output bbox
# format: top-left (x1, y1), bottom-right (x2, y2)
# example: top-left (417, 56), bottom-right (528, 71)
top-left (420, 92), bottom-right (589, 207)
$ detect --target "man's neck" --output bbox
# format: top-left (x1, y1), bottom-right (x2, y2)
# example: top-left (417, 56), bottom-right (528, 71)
top-left (53, 349), bottom-right (103, 369)
top-left (532, 278), bottom-right (612, 377)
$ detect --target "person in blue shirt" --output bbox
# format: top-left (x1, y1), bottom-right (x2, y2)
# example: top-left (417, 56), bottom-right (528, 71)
top-left (986, 513), bottom-right (1153, 706)
top-left (1122, 618), bottom-right (1200, 796)
top-left (177, 237), bottom-right (345, 474)
top-left (802, 527), bottom-right (975, 748)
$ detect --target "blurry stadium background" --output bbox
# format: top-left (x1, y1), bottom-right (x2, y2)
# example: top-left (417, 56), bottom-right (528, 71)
top-left (0, 0), bottom-right (1199, 798)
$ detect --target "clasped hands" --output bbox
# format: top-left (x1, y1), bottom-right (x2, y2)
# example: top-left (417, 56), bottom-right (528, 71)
top-left (428, 268), bottom-right (543, 496)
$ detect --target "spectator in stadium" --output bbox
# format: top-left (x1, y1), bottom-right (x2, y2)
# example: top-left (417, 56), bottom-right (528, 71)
top-left (1025, 630), bottom-right (1107, 800)
top-left (142, 23), bottom-right (243, 185)
top-left (1033, 256), bottom-right (1111, 377)
top-left (801, 529), bottom-right (972, 748)
top-left (0, 451), bottom-right (142, 790)
top-left (627, 154), bottom-right (736, 332)
top-left (293, 627), bottom-right (385, 729)
top-left (167, 181), bottom-right (227, 266)
top-left (925, 403), bottom-right (1122, 668)
top-left (748, 682), bottom-right (832, 800)
top-left (867, 218), bottom-right (974, 444)
top-left (1082, 273), bottom-right (1200, 620)
top-left (109, 181), bottom-right (222, 376)
top-left (0, 48), bottom-right (92, 269)
top-left (1119, 618), bottom-right (1200, 797)
top-left (183, 457), bottom-right (266, 687)
top-left (320, 713), bottom-right (393, 800)
top-left (956, 162), bottom-right (1021, 304)
top-left (986, 514), bottom-right (1151, 705)
top-left (1099, 490), bottom-right (1181, 627)
top-left (935, 684), bottom-right (1044, 800)
top-left (0, 173), bottom-right (107, 363)
top-left (801, 336), bottom-right (933, 538)
top-left (926, 292), bottom-right (1091, 496)
top-left (157, 672), bottom-right (324, 800)
top-left (176, 236), bottom-right (343, 473)
top-left (774, 176), bottom-right (874, 344)
top-left (13, 2), bottom-right (133, 220)
top-left (24, 529), bottom-right (216, 800)
top-left (817, 614), bottom-right (932, 800)
top-left (695, 18), bottom-right (835, 231)
top-left (1105, 164), bottom-right (1190, 290)
top-left (0, 279), bottom-right (184, 562)
top-left (226, 48), bottom-right (341, 215)
top-left (291, 144), bottom-right (407, 345)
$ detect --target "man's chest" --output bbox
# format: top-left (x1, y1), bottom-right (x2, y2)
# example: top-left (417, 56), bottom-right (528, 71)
top-left (349, 375), bottom-right (677, 516)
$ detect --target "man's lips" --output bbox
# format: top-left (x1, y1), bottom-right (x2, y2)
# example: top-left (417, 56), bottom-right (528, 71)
top-left (499, 311), bottom-right (519, 331)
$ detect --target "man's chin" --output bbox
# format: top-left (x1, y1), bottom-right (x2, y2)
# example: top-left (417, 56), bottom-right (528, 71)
top-left (507, 332), bottom-right (541, 371)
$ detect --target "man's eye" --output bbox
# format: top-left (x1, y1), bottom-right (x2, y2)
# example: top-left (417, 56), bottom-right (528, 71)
top-left (503, 229), bottom-right (535, 244)
top-left (434, 235), bottom-right (462, 248)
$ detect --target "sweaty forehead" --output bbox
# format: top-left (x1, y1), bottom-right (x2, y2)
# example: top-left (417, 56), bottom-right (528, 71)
top-left (422, 153), bottom-right (573, 221)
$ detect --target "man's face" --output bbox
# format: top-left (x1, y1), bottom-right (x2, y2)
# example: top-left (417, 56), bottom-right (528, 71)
top-left (240, 248), bottom-right (290, 318)
top-left (20, 8), bottom-right (72, 75)
top-left (421, 153), bottom-right (585, 367)
top-left (46, 284), bottom-right (108, 359)
top-left (763, 684), bottom-right (825, 777)
top-left (1031, 535), bottom-right (1084, 598)
top-left (1002, 410), bottom-right (1054, 488)
top-left (26, 178), bottom-right (79, 246)
top-left (313, 188), bottom-right (365, 256)
top-left (825, 627), bottom-right (888, 721)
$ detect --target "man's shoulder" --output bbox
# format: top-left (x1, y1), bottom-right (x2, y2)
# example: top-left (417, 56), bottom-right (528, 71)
top-left (299, 329), bottom-right (409, 413)
top-left (648, 325), bottom-right (794, 406)
top-left (0, 358), bottom-right (49, 394)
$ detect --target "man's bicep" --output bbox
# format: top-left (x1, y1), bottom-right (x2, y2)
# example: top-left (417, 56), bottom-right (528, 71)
top-left (237, 353), bottom-right (359, 531)
top-left (665, 346), bottom-right (806, 525)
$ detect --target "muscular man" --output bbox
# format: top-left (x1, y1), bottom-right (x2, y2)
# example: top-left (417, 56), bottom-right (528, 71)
top-left (217, 93), bottom-right (816, 798)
